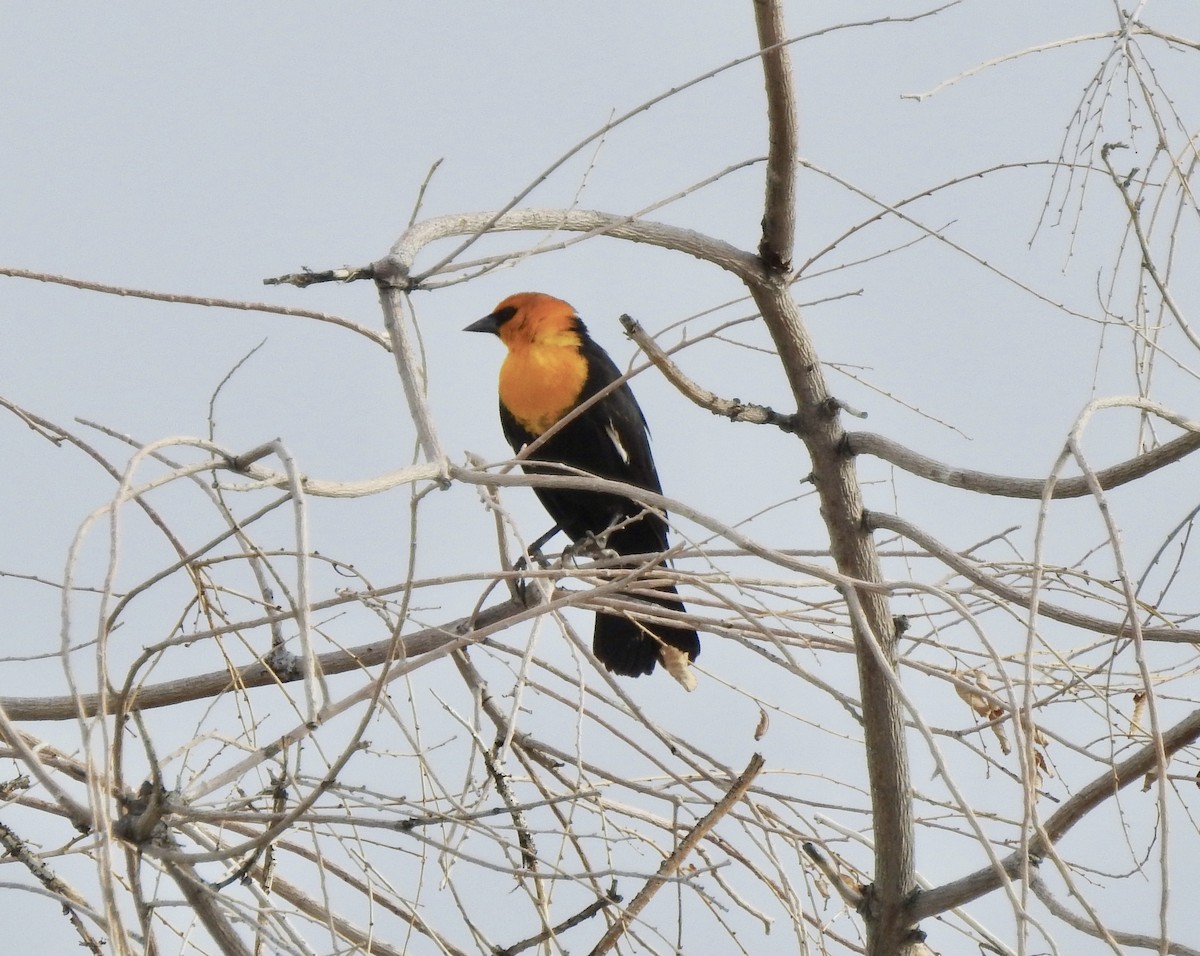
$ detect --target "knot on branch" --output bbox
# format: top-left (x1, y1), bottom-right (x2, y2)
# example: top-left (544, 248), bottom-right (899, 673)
top-left (856, 881), bottom-right (878, 918)
top-left (262, 645), bottom-right (305, 682)
top-left (757, 238), bottom-right (792, 275)
top-left (116, 780), bottom-right (174, 847)
top-left (223, 441), bottom-right (279, 475)
top-left (370, 256), bottom-right (414, 292)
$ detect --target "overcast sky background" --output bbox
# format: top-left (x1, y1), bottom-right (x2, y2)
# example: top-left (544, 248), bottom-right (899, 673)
top-left (2, 2), bottom-right (1199, 953)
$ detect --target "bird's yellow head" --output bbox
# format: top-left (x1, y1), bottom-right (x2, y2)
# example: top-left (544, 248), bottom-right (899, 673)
top-left (466, 292), bottom-right (591, 435)
top-left (466, 292), bottom-right (583, 352)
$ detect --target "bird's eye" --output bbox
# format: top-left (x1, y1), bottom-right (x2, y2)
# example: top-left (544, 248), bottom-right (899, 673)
top-left (493, 306), bottom-right (518, 325)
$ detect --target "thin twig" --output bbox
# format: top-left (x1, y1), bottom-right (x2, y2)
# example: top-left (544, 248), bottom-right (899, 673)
top-left (496, 885), bottom-right (622, 956)
top-left (621, 315), bottom-right (799, 432)
top-left (1, 266), bottom-right (388, 348)
top-left (866, 510), bottom-right (1200, 643)
top-left (588, 752), bottom-right (764, 955)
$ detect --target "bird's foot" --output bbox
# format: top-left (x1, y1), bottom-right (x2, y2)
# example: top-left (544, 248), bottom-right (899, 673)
top-left (510, 547), bottom-right (554, 606)
top-left (562, 531), bottom-right (617, 566)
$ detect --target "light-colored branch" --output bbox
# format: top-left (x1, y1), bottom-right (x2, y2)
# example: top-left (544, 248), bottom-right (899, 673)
top-left (388, 9), bottom-right (950, 283)
top-left (1100, 142), bottom-right (1199, 351)
top-left (911, 705), bottom-right (1200, 920)
top-left (6, 456), bottom-right (857, 724)
top-left (1028, 872), bottom-right (1200, 956)
top-left (163, 862), bottom-right (253, 956)
top-left (212, 818), bottom-right (471, 956)
top-left (257, 871), bottom-right (415, 956)
top-left (1, 266), bottom-right (390, 350)
top-left (754, 0), bottom-right (798, 271)
top-left (373, 207), bottom-right (763, 289)
top-left (0, 703), bottom-right (91, 828)
top-left (848, 427), bottom-right (1200, 497)
top-left (802, 841), bottom-right (865, 908)
top-left (378, 289), bottom-right (447, 471)
top-left (620, 315), bottom-right (799, 431)
top-left (900, 30), bottom-right (1129, 101)
top-left (589, 753), bottom-right (764, 955)
top-left (0, 598), bottom-right (524, 721)
top-left (866, 510), bottom-right (1200, 643)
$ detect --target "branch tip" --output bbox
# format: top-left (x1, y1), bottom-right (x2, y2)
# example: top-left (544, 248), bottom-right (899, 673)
top-left (262, 264), bottom-right (376, 288)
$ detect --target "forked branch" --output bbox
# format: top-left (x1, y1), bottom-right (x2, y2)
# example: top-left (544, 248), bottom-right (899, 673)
top-left (912, 705), bottom-right (1200, 919)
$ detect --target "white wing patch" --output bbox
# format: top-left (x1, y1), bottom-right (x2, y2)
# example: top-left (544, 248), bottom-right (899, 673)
top-left (605, 418), bottom-right (631, 465)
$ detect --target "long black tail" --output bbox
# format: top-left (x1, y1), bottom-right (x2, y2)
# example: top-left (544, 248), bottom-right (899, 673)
top-left (592, 583), bottom-right (700, 677)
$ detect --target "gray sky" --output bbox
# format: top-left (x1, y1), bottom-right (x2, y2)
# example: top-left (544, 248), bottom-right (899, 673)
top-left (2, 3), bottom-right (1199, 953)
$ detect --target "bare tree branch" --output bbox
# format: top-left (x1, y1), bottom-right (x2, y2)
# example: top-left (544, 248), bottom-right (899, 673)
top-left (163, 862), bottom-right (253, 956)
top-left (371, 207), bottom-right (763, 289)
top-left (1, 266), bottom-right (390, 349)
top-left (0, 599), bottom-right (524, 720)
top-left (911, 705), bottom-right (1200, 919)
top-left (865, 510), bottom-right (1200, 643)
top-left (589, 752), bottom-right (764, 955)
top-left (1028, 871), bottom-right (1200, 956)
top-left (754, 0), bottom-right (798, 271)
top-left (621, 314), bottom-right (800, 431)
top-left (848, 428), bottom-right (1200, 498)
top-left (0, 818), bottom-right (108, 954)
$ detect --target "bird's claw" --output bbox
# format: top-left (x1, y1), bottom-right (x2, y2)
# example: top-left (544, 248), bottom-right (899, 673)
top-left (562, 529), bottom-right (614, 564)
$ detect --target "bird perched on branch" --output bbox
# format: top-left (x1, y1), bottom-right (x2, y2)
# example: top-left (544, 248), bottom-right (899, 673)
top-left (466, 292), bottom-right (700, 687)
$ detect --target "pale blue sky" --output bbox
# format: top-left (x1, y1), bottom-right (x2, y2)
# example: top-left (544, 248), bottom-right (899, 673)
top-left (2, 3), bottom-right (1198, 953)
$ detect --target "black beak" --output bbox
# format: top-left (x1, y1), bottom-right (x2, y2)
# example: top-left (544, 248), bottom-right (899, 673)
top-left (464, 313), bottom-right (501, 334)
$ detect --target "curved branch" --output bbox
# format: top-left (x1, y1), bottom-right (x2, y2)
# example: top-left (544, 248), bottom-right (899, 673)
top-left (866, 510), bottom-right (1200, 643)
top-left (1029, 872), bottom-right (1200, 956)
top-left (911, 705), bottom-right (1200, 920)
top-left (403, 7), bottom-right (949, 282)
top-left (848, 429), bottom-right (1200, 498)
top-left (375, 208), bottom-right (763, 288)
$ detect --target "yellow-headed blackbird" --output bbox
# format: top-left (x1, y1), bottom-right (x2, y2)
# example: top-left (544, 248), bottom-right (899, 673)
top-left (467, 292), bottom-right (700, 680)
